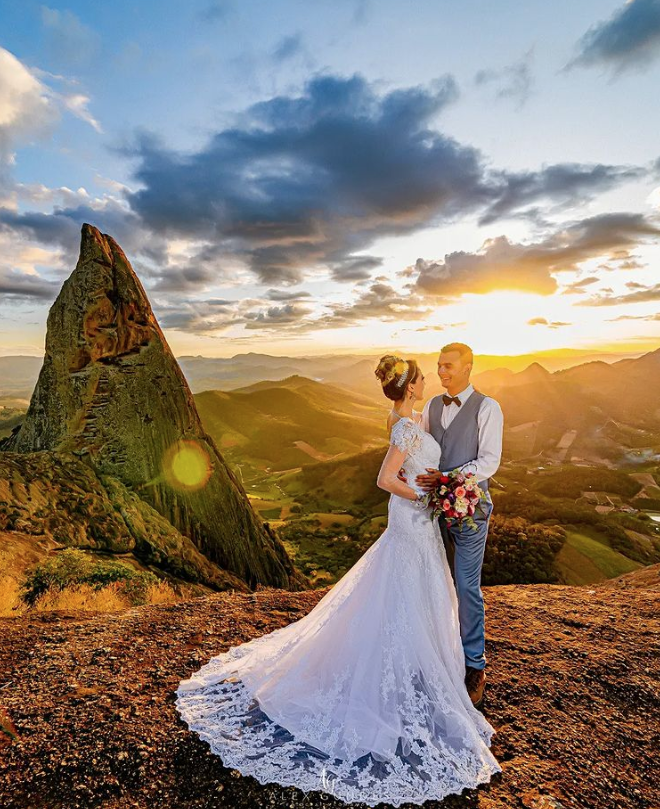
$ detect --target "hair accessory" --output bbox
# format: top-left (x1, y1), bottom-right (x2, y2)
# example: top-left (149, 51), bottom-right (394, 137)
top-left (377, 356), bottom-right (410, 388)
top-left (395, 361), bottom-right (409, 388)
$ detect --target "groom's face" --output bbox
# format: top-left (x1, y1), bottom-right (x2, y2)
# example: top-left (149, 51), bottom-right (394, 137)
top-left (437, 350), bottom-right (472, 392)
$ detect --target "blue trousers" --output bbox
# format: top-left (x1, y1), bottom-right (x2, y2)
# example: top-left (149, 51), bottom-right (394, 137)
top-left (439, 499), bottom-right (493, 671)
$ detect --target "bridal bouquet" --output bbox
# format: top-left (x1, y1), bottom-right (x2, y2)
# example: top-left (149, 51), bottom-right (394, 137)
top-left (418, 467), bottom-right (488, 531)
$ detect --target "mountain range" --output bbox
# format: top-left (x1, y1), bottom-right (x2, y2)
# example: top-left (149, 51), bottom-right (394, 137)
top-left (0, 347), bottom-right (645, 402)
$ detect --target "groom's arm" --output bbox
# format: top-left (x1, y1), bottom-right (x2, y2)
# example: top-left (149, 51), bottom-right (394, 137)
top-left (473, 397), bottom-right (504, 481)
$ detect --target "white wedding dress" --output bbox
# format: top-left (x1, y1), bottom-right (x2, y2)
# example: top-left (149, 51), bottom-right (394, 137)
top-left (175, 416), bottom-right (501, 806)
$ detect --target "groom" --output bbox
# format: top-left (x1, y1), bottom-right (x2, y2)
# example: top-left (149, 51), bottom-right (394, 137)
top-left (415, 343), bottom-right (503, 709)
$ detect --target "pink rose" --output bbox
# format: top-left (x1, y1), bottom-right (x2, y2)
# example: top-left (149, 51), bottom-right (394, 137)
top-left (455, 486), bottom-right (466, 497)
top-left (442, 499), bottom-right (452, 511)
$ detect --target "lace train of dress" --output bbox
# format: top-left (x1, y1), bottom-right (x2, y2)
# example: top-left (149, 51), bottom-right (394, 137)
top-left (175, 418), bottom-right (501, 806)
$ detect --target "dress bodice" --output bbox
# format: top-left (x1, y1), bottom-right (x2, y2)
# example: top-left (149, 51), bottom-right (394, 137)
top-left (389, 416), bottom-right (441, 498)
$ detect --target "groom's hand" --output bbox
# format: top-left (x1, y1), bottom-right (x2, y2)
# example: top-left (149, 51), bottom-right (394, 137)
top-left (397, 468), bottom-right (408, 484)
top-left (415, 468), bottom-right (444, 491)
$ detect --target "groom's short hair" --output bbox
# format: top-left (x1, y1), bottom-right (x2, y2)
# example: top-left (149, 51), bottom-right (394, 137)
top-left (440, 342), bottom-right (473, 365)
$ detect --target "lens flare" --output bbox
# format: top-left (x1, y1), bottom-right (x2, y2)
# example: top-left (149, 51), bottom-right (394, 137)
top-left (162, 439), bottom-right (213, 491)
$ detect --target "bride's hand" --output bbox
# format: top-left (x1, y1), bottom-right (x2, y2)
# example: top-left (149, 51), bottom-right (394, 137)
top-left (415, 468), bottom-right (443, 491)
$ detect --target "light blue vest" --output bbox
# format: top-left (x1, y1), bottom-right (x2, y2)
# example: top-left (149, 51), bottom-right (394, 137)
top-left (428, 390), bottom-right (489, 492)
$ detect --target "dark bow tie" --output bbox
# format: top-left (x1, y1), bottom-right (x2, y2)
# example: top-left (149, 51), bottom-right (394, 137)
top-left (442, 394), bottom-right (462, 407)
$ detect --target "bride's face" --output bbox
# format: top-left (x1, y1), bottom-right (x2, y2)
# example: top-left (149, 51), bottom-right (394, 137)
top-left (408, 371), bottom-right (425, 402)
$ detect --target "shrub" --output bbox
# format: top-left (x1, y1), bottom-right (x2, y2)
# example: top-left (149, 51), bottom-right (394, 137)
top-left (20, 548), bottom-right (160, 607)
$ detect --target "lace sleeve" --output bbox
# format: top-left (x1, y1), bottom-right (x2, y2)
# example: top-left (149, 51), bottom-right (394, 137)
top-left (389, 418), bottom-right (419, 455)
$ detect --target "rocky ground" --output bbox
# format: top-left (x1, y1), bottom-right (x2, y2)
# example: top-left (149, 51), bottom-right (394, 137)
top-left (0, 583), bottom-right (658, 809)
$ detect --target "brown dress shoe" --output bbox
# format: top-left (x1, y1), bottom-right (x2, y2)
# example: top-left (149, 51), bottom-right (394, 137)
top-left (465, 666), bottom-right (486, 708)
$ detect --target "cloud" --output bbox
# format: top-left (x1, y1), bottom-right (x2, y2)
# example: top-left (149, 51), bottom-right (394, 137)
top-left (0, 268), bottom-right (59, 302)
top-left (318, 281), bottom-right (433, 327)
top-left (266, 289), bottom-right (312, 301)
top-left (607, 313), bottom-right (660, 321)
top-left (561, 275), bottom-right (600, 294)
top-left (199, 1), bottom-right (232, 22)
top-left (116, 73), bottom-right (646, 290)
top-left (413, 212), bottom-right (660, 297)
top-left (155, 295), bottom-right (313, 334)
top-left (272, 34), bottom-right (304, 63)
top-left (0, 234), bottom-right (63, 303)
top-left (148, 262), bottom-right (219, 294)
top-left (527, 317), bottom-right (572, 328)
top-left (156, 298), bottom-right (235, 332)
top-left (121, 74), bottom-right (476, 284)
top-left (474, 49), bottom-right (534, 109)
top-left (0, 196), bottom-right (167, 270)
top-left (1, 68), bottom-right (651, 307)
top-left (40, 7), bottom-right (101, 68)
top-left (244, 302), bottom-right (313, 329)
top-left (479, 162), bottom-right (644, 225)
top-left (596, 256), bottom-right (645, 271)
top-left (61, 93), bottom-right (102, 133)
top-left (0, 47), bottom-right (59, 180)
top-left (158, 280), bottom-right (432, 336)
top-left (0, 46), bottom-right (101, 192)
top-left (566, 0), bottom-right (660, 75)
top-left (330, 255), bottom-right (383, 281)
top-left (581, 282), bottom-right (660, 306)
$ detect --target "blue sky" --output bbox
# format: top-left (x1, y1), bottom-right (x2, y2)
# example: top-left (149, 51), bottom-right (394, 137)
top-left (1, 0), bottom-right (660, 357)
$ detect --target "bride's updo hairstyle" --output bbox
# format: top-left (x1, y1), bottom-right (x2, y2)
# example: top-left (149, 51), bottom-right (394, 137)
top-left (374, 355), bottom-right (420, 401)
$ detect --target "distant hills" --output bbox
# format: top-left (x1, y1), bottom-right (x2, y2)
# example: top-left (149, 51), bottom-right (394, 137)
top-left (191, 348), bottom-right (660, 472)
top-left (1, 347), bottom-right (646, 401)
top-left (194, 375), bottom-right (387, 474)
top-left (4, 347), bottom-right (660, 472)
top-left (474, 349), bottom-right (660, 464)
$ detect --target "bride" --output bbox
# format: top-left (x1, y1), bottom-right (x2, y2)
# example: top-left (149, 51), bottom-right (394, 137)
top-left (175, 355), bottom-right (501, 806)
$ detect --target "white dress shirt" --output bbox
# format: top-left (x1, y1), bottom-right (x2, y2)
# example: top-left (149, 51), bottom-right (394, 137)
top-left (420, 383), bottom-right (504, 482)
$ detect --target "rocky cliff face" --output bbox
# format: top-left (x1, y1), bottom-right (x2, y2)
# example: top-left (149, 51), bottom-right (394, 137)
top-left (2, 224), bottom-right (305, 591)
top-left (0, 451), bottom-right (249, 592)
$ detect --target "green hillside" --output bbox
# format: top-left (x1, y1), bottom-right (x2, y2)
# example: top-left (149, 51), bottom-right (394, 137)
top-left (556, 531), bottom-right (642, 585)
top-left (270, 446), bottom-right (660, 586)
top-left (194, 378), bottom-right (387, 474)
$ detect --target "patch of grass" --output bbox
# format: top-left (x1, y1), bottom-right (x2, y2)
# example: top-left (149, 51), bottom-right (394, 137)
top-left (258, 507), bottom-right (282, 520)
top-left (20, 548), bottom-right (162, 607)
top-left (557, 531), bottom-right (642, 584)
top-left (556, 543), bottom-right (607, 586)
top-left (0, 576), bottom-right (26, 617)
top-left (28, 580), bottom-right (179, 613)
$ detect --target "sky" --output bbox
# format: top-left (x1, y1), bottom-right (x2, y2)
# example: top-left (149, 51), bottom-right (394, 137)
top-left (1, 0), bottom-right (660, 358)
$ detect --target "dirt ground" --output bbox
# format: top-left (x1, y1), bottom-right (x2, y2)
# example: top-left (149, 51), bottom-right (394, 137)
top-left (0, 583), bottom-right (658, 809)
